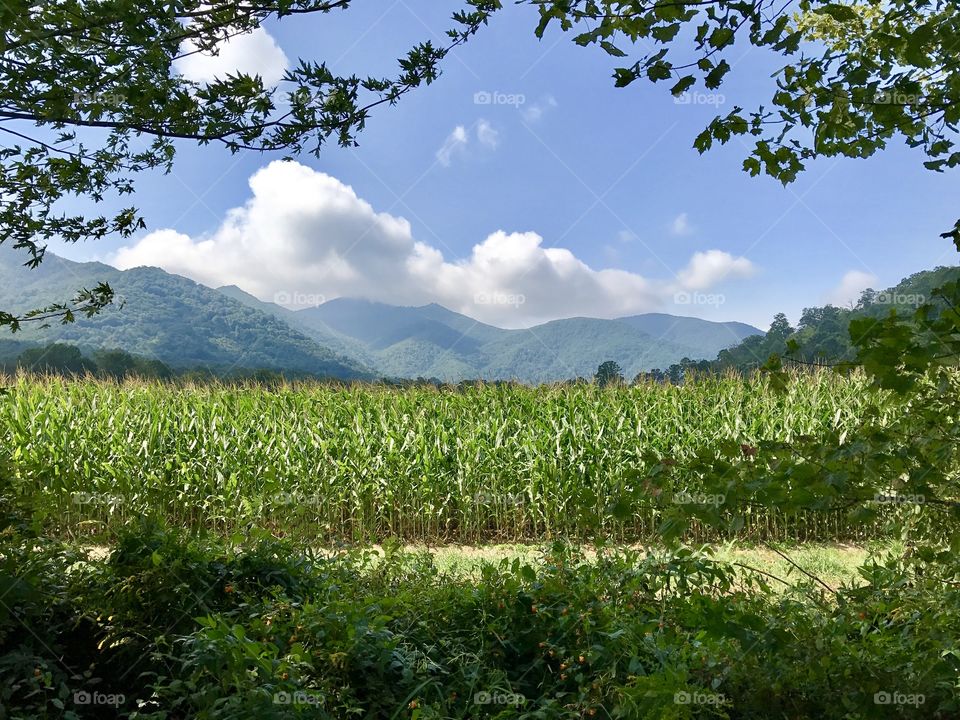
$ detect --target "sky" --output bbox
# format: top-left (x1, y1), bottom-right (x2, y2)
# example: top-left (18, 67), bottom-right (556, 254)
top-left (44, 1), bottom-right (960, 330)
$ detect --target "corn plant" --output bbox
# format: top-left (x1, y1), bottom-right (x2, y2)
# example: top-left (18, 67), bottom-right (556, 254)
top-left (0, 371), bottom-right (893, 542)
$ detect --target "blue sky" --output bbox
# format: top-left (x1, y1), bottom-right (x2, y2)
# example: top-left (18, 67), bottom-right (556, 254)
top-left (50, 1), bottom-right (959, 329)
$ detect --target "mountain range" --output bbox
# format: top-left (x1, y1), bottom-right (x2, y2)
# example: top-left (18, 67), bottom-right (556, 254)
top-left (0, 246), bottom-right (762, 382)
top-left (216, 289), bottom-right (761, 382)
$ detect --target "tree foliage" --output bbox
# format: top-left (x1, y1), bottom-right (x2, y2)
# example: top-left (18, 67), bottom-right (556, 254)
top-left (594, 359), bottom-right (624, 387)
top-left (713, 266), bottom-right (960, 372)
top-left (534, 0), bottom-right (960, 191)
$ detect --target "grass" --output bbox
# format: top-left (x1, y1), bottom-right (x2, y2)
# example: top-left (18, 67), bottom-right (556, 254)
top-left (78, 540), bottom-right (877, 592)
top-left (6, 525), bottom-right (955, 720)
top-left (387, 542), bottom-right (876, 591)
top-left (1, 370), bottom-right (894, 543)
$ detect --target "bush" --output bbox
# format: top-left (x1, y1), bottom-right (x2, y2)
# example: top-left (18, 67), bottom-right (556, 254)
top-left (1, 525), bottom-right (958, 719)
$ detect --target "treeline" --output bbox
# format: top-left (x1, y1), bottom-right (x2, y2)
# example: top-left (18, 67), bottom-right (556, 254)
top-left (2, 343), bottom-right (174, 379)
top-left (0, 343), bottom-right (521, 389)
top-left (0, 342), bottom-right (324, 385)
top-left (631, 266), bottom-right (960, 382)
top-left (714, 266), bottom-right (960, 373)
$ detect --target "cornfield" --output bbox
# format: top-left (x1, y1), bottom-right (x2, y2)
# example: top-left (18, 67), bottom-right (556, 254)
top-left (0, 371), bottom-right (895, 542)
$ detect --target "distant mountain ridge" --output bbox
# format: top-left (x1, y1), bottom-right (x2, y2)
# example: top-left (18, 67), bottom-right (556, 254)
top-left (223, 293), bottom-right (762, 382)
top-left (0, 246), bottom-right (762, 382)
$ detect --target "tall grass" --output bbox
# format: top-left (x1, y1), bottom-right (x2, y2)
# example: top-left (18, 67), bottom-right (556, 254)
top-left (0, 371), bottom-right (895, 542)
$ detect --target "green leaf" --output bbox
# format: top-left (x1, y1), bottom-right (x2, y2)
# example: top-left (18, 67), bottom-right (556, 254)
top-left (670, 76), bottom-right (696, 96)
top-left (600, 41), bottom-right (627, 58)
top-left (816, 4), bottom-right (859, 22)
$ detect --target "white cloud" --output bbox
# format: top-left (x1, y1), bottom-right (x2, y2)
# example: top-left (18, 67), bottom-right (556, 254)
top-left (825, 270), bottom-right (878, 307)
top-left (670, 212), bottom-right (693, 236)
top-left (174, 26), bottom-right (289, 87)
top-left (675, 250), bottom-right (757, 290)
top-left (437, 121), bottom-right (498, 165)
top-left (521, 95), bottom-right (558, 123)
top-left (111, 161), bottom-right (757, 328)
top-left (476, 119), bottom-right (499, 149)
top-left (436, 125), bottom-right (468, 166)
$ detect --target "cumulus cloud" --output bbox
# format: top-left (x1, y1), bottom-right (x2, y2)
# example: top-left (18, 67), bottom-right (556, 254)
top-left (436, 125), bottom-right (468, 166)
top-left (675, 250), bottom-right (756, 290)
top-left (173, 26), bottom-right (289, 87)
top-left (111, 161), bottom-right (757, 327)
top-left (436, 121), bottom-right (498, 165)
top-left (825, 269), bottom-right (878, 307)
top-left (476, 119), bottom-right (499, 149)
top-left (670, 212), bottom-right (693, 236)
